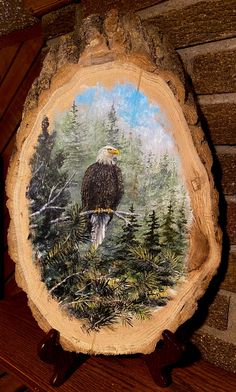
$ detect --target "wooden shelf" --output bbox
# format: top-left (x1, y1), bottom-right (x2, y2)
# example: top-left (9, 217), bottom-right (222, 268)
top-left (0, 292), bottom-right (236, 391)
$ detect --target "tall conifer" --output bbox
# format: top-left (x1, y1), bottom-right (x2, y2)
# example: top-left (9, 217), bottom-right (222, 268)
top-left (144, 210), bottom-right (160, 255)
top-left (160, 198), bottom-right (179, 251)
top-left (106, 103), bottom-right (120, 147)
top-left (27, 116), bottom-right (70, 253)
top-left (118, 204), bottom-right (141, 258)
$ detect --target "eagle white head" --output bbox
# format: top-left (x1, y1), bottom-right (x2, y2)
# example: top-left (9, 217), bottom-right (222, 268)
top-left (96, 145), bottom-right (120, 165)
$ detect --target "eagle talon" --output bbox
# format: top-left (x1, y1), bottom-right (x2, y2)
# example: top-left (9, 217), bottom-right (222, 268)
top-left (94, 208), bottom-right (114, 214)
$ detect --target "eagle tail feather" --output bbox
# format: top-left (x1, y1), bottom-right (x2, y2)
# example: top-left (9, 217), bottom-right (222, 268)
top-left (90, 213), bottom-right (110, 248)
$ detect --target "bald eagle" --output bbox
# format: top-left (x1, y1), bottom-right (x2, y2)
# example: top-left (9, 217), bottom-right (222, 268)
top-left (81, 146), bottom-right (124, 248)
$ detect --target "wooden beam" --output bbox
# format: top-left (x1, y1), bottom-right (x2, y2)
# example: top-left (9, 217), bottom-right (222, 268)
top-left (42, 3), bottom-right (76, 40)
top-left (4, 251), bottom-right (15, 283)
top-left (0, 23), bottom-right (42, 49)
top-left (81, 0), bottom-right (166, 17)
top-left (2, 135), bottom-right (16, 180)
top-left (0, 37), bottom-right (43, 125)
top-left (0, 44), bottom-right (21, 83)
top-left (0, 51), bottom-right (43, 154)
top-left (23, 0), bottom-right (75, 17)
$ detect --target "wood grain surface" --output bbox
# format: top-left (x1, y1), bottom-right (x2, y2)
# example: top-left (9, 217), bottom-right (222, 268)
top-left (0, 0), bottom-right (234, 384)
top-left (0, 37), bottom-right (43, 119)
top-left (24, 0), bottom-right (74, 17)
top-left (0, 23), bottom-right (42, 48)
top-left (0, 52), bottom-right (43, 153)
top-left (0, 370), bottom-right (28, 392)
top-left (0, 293), bottom-right (236, 392)
top-left (41, 4), bottom-right (76, 40)
top-left (6, 8), bottom-right (222, 355)
top-left (81, 0), bottom-right (167, 16)
top-left (0, 44), bottom-right (21, 83)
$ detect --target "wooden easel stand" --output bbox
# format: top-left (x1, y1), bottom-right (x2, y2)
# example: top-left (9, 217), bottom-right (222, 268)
top-left (38, 329), bottom-right (185, 388)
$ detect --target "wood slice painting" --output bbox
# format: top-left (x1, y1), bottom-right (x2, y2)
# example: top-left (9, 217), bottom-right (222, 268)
top-left (6, 10), bottom-right (222, 355)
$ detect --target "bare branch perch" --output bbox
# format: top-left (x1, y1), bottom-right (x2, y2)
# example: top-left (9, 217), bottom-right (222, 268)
top-left (49, 271), bottom-right (82, 294)
top-left (113, 211), bottom-right (132, 226)
top-left (51, 209), bottom-right (141, 224)
top-left (30, 172), bottom-right (76, 218)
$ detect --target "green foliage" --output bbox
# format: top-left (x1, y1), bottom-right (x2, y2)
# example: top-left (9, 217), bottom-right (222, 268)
top-left (44, 237), bottom-right (185, 332)
top-left (40, 204), bottom-right (90, 290)
top-left (62, 101), bottom-right (87, 166)
top-left (56, 203), bottom-right (90, 245)
top-left (118, 133), bottom-right (144, 206)
top-left (27, 102), bottom-right (191, 333)
top-left (118, 204), bottom-right (141, 259)
top-left (105, 103), bottom-right (120, 147)
top-left (144, 210), bottom-right (160, 255)
top-left (27, 116), bottom-right (71, 254)
top-left (159, 197), bottom-right (179, 251)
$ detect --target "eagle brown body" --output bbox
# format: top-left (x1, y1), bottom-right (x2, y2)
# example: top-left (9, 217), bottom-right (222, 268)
top-left (81, 162), bottom-right (124, 211)
top-left (81, 146), bottom-right (124, 247)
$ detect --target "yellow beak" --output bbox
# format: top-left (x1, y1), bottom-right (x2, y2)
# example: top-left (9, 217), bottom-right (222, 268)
top-left (111, 148), bottom-right (120, 155)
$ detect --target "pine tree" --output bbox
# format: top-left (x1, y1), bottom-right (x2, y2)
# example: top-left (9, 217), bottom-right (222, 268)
top-left (105, 103), bottom-right (120, 147)
top-left (144, 210), bottom-right (160, 255)
top-left (118, 132), bottom-right (144, 205)
top-left (118, 204), bottom-right (141, 259)
top-left (27, 116), bottom-right (71, 254)
top-left (62, 101), bottom-right (87, 172)
top-left (159, 198), bottom-right (179, 252)
top-left (63, 101), bottom-right (80, 133)
top-left (151, 153), bottom-right (176, 196)
top-left (159, 152), bottom-right (170, 176)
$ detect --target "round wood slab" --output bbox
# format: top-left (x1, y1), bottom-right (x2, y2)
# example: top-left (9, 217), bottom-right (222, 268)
top-left (6, 10), bottom-right (222, 355)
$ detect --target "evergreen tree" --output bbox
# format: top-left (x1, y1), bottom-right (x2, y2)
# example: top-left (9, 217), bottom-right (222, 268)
top-left (143, 153), bottom-right (172, 210)
top-left (118, 132), bottom-right (144, 206)
top-left (158, 152), bottom-right (170, 180)
top-left (144, 210), bottom-right (160, 255)
top-left (118, 204), bottom-right (141, 258)
top-left (159, 198), bottom-right (179, 252)
top-left (105, 103), bottom-right (120, 147)
top-left (27, 116), bottom-right (71, 254)
top-left (62, 101), bottom-right (87, 172)
top-left (25, 91), bottom-right (190, 332)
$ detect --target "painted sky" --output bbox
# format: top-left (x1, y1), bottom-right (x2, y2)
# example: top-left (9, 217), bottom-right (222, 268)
top-left (75, 83), bottom-right (176, 156)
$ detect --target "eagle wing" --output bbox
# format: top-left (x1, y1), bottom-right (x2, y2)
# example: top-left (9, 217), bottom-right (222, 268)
top-left (81, 162), bottom-right (124, 210)
top-left (115, 165), bottom-right (124, 206)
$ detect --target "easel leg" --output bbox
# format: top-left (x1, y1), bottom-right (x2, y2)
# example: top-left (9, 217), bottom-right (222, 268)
top-left (38, 329), bottom-right (184, 387)
top-left (38, 329), bottom-right (87, 387)
top-left (144, 329), bottom-right (185, 387)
